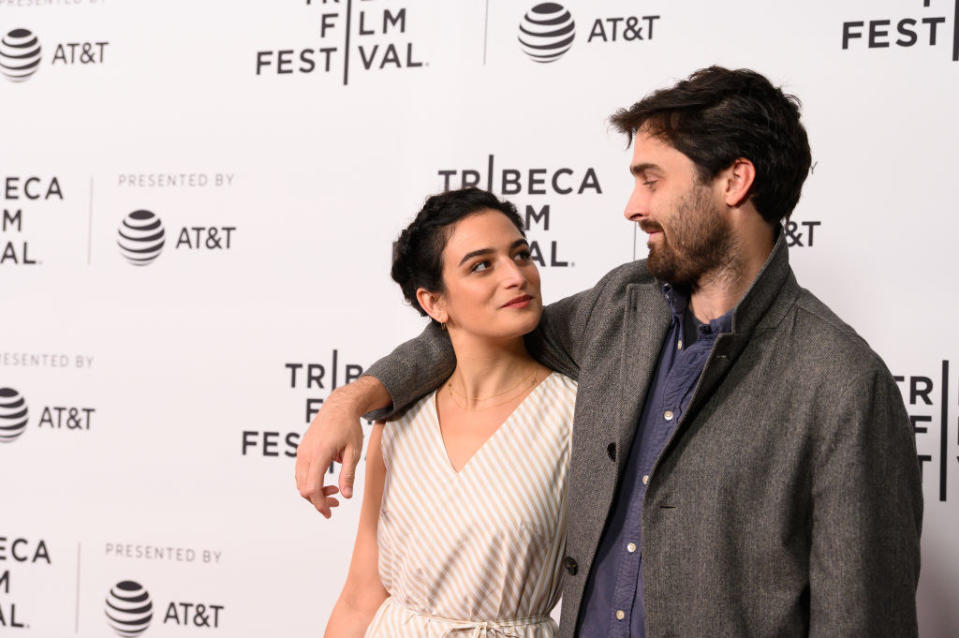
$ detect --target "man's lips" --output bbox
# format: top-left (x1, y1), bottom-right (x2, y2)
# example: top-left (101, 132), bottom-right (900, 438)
top-left (501, 294), bottom-right (533, 309)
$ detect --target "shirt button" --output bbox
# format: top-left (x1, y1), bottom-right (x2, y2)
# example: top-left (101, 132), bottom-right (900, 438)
top-left (677, 340), bottom-right (683, 350)
top-left (616, 610), bottom-right (625, 621)
top-left (664, 410), bottom-right (674, 421)
top-left (627, 542), bottom-right (637, 553)
top-left (642, 474), bottom-right (649, 485)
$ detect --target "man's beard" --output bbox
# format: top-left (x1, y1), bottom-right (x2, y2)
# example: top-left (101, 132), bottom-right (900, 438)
top-left (644, 184), bottom-right (735, 289)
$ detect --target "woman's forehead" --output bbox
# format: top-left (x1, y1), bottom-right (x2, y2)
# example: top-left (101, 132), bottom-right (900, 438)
top-left (444, 211), bottom-right (522, 256)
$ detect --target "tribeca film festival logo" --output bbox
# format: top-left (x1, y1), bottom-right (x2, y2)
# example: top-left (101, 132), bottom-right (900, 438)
top-left (255, 0), bottom-right (425, 85)
top-left (0, 27), bottom-right (108, 83)
top-left (1, 176), bottom-right (64, 266)
top-left (437, 155), bottom-right (603, 268)
top-left (895, 360), bottom-right (958, 503)
top-left (0, 535), bottom-right (52, 630)
top-left (104, 580), bottom-right (224, 634)
top-left (242, 350), bottom-right (366, 459)
top-left (842, 0), bottom-right (959, 61)
top-left (513, 3), bottom-right (660, 64)
top-left (0, 385), bottom-right (94, 444)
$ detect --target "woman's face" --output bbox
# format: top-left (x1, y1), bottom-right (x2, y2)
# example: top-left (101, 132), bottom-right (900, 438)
top-left (427, 209), bottom-right (542, 341)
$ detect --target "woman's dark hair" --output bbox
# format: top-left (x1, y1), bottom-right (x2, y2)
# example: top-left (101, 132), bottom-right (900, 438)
top-left (392, 188), bottom-right (525, 319)
top-left (610, 66), bottom-right (812, 226)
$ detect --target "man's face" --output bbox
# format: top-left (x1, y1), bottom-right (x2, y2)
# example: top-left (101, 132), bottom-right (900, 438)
top-left (624, 129), bottom-right (734, 288)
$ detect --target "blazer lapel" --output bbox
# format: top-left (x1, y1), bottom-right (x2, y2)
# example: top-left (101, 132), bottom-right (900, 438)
top-left (616, 283), bottom-right (671, 473)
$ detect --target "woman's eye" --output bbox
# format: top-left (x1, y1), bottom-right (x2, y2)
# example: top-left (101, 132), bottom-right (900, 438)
top-left (514, 250), bottom-right (532, 262)
top-left (470, 260), bottom-right (490, 272)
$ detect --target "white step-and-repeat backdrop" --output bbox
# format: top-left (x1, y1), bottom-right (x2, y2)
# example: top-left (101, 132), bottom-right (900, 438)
top-left (2, 0), bottom-right (957, 635)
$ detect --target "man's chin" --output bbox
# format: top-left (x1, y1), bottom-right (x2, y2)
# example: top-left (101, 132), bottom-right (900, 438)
top-left (647, 253), bottom-right (692, 288)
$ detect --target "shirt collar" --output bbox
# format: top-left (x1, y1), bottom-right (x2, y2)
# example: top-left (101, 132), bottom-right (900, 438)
top-left (660, 283), bottom-right (733, 336)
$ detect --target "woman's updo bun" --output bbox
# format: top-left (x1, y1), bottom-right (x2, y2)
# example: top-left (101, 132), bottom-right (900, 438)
top-left (392, 188), bottom-right (525, 319)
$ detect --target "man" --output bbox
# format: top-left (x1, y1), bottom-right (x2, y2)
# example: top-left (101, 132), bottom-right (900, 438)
top-left (296, 67), bottom-right (922, 637)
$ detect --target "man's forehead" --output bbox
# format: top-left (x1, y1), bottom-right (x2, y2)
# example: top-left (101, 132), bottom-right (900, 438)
top-left (631, 131), bottom-right (689, 171)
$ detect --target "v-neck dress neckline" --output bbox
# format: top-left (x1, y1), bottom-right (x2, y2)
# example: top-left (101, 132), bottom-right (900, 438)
top-left (429, 372), bottom-right (558, 477)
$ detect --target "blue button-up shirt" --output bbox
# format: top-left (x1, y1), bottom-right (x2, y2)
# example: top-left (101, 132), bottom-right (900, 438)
top-left (577, 284), bottom-right (733, 637)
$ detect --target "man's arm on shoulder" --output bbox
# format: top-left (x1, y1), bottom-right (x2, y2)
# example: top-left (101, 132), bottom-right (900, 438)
top-left (296, 262), bottom-right (637, 514)
top-left (525, 261), bottom-right (639, 381)
top-left (809, 366), bottom-right (923, 637)
top-left (296, 322), bottom-right (455, 515)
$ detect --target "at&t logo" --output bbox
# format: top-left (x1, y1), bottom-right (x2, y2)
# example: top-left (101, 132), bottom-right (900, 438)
top-left (0, 26), bottom-right (109, 83)
top-left (105, 581), bottom-right (153, 637)
top-left (104, 580), bottom-right (224, 634)
top-left (513, 3), bottom-right (661, 64)
top-left (0, 387), bottom-right (28, 443)
top-left (0, 384), bottom-right (95, 443)
top-left (0, 29), bottom-right (41, 83)
top-left (117, 209), bottom-right (236, 266)
top-left (518, 3), bottom-right (575, 63)
top-left (118, 210), bottom-right (165, 266)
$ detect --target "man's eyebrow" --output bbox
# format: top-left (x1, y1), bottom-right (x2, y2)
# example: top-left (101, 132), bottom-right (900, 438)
top-left (458, 239), bottom-right (529, 266)
top-left (630, 162), bottom-right (661, 177)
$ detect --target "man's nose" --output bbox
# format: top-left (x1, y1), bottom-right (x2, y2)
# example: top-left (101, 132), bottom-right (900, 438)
top-left (624, 183), bottom-right (648, 222)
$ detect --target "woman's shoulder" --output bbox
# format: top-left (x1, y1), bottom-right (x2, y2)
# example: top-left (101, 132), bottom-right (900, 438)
top-left (386, 390), bottom-right (437, 427)
top-left (545, 370), bottom-right (578, 395)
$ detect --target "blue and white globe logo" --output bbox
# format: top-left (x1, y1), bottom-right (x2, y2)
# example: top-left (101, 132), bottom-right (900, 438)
top-left (0, 387), bottom-right (28, 444)
top-left (117, 210), bottom-right (165, 266)
top-left (0, 28), bottom-right (42, 83)
top-left (518, 3), bottom-right (575, 63)
top-left (105, 580), bottom-right (153, 637)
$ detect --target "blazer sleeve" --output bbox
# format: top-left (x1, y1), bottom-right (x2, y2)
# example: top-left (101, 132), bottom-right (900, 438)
top-left (808, 366), bottom-right (923, 637)
top-left (363, 266), bottom-right (622, 420)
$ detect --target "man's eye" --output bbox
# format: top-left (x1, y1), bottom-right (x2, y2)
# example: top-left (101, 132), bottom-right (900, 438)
top-left (515, 250), bottom-right (532, 262)
top-left (643, 180), bottom-right (657, 188)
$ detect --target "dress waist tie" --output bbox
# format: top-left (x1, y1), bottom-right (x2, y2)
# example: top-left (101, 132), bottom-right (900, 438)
top-left (384, 597), bottom-right (553, 637)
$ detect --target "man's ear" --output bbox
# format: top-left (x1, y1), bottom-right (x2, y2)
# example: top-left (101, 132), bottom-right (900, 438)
top-left (415, 287), bottom-right (447, 324)
top-left (722, 158), bottom-right (756, 208)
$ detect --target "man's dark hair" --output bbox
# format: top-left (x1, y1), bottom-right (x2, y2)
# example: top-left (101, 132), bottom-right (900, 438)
top-left (610, 66), bottom-right (812, 225)
top-left (391, 187), bottom-right (525, 318)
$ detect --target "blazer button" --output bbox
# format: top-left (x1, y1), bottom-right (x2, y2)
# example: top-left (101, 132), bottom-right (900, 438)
top-left (606, 442), bottom-right (616, 461)
top-left (563, 556), bottom-right (578, 575)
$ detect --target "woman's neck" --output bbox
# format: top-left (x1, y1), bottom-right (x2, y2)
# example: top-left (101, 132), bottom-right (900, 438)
top-left (445, 332), bottom-right (543, 407)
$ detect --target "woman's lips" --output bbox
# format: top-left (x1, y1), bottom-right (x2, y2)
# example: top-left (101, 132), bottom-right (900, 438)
top-left (501, 295), bottom-right (533, 309)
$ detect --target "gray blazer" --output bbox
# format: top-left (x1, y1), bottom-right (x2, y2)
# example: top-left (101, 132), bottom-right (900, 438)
top-left (366, 234), bottom-right (922, 637)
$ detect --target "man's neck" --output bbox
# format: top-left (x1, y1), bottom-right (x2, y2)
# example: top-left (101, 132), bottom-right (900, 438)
top-left (689, 225), bottom-right (775, 324)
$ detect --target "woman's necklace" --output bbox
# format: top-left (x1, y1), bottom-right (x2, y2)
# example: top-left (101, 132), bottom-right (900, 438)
top-left (446, 368), bottom-right (542, 411)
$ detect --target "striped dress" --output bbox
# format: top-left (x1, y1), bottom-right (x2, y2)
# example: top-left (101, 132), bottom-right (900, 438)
top-left (365, 372), bottom-right (577, 638)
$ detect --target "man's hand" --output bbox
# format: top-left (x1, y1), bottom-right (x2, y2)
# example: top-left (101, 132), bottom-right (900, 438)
top-left (295, 376), bottom-right (391, 518)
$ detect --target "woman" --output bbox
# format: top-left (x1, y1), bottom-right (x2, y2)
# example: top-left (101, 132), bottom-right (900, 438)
top-left (325, 188), bottom-right (576, 637)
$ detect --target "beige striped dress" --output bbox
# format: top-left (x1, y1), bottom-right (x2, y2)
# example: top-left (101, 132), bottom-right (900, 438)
top-left (365, 372), bottom-right (577, 638)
